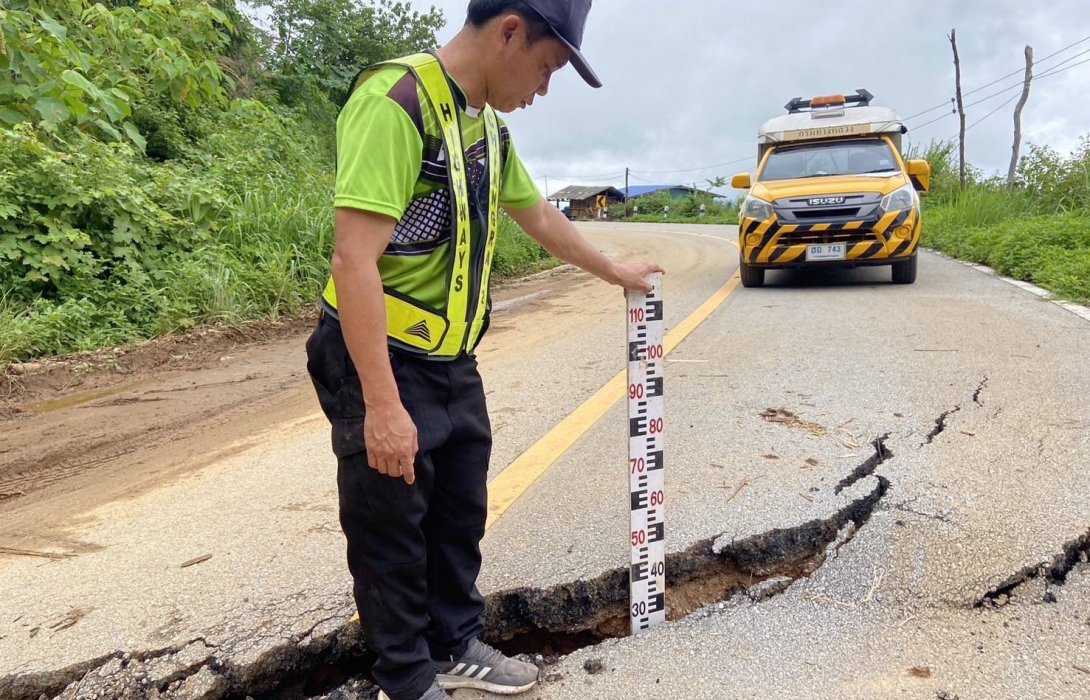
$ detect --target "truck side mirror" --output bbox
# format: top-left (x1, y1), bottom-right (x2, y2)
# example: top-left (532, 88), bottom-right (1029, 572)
top-left (731, 173), bottom-right (752, 190)
top-left (906, 160), bottom-right (931, 192)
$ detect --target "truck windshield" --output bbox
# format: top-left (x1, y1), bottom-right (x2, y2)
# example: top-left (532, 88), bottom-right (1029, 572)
top-left (759, 140), bottom-right (899, 181)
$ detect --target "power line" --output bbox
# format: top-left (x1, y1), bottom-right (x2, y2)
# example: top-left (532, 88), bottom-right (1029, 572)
top-left (961, 36), bottom-right (1090, 99)
top-left (1037, 52), bottom-right (1090, 79)
top-left (535, 171), bottom-right (624, 181)
top-left (1037, 46), bottom-right (1090, 74)
top-left (911, 51), bottom-right (1090, 135)
top-left (902, 100), bottom-right (955, 123)
top-left (629, 155), bottom-right (752, 175)
top-left (905, 34), bottom-right (1090, 123)
top-left (962, 52), bottom-right (1090, 109)
top-left (948, 55), bottom-right (1090, 139)
top-left (910, 109), bottom-right (957, 131)
top-left (539, 37), bottom-right (1090, 183)
top-left (961, 46), bottom-right (1090, 111)
top-left (963, 94), bottom-right (1020, 134)
top-left (962, 81), bottom-right (1026, 111)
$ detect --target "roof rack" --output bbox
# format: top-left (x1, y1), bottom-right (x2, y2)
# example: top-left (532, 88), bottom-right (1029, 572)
top-left (784, 89), bottom-right (874, 114)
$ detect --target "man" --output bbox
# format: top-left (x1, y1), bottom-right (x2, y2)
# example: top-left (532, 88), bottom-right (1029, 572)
top-left (306, 2), bottom-right (663, 699)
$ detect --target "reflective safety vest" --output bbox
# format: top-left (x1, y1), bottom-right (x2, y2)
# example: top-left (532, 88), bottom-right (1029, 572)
top-left (322, 52), bottom-right (502, 358)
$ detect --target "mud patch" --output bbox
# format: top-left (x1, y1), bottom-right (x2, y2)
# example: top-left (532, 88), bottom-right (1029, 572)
top-left (1, 314), bottom-right (318, 407)
top-left (760, 408), bottom-right (827, 436)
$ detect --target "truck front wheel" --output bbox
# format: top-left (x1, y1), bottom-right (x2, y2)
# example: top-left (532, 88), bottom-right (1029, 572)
top-left (891, 253), bottom-right (918, 284)
top-left (740, 257), bottom-right (765, 288)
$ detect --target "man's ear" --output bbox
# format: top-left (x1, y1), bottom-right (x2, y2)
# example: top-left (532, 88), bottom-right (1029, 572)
top-left (499, 14), bottom-right (521, 46)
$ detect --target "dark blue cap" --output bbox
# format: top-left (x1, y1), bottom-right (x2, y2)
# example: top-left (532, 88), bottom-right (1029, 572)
top-left (522, 0), bottom-right (601, 88)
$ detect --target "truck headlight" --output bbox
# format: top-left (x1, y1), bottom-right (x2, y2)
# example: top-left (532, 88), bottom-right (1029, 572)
top-left (742, 195), bottom-right (774, 221)
top-left (880, 184), bottom-right (917, 212)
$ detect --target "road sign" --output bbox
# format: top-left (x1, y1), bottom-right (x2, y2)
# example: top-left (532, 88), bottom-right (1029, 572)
top-left (626, 273), bottom-right (666, 634)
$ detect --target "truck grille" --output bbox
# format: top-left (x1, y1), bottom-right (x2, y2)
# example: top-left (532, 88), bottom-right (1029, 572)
top-left (778, 228), bottom-right (873, 244)
top-left (772, 192), bottom-right (882, 225)
top-left (792, 207), bottom-right (862, 219)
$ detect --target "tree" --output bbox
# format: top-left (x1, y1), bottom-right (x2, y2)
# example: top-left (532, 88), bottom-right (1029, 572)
top-left (0, 0), bottom-right (232, 153)
top-left (1007, 45), bottom-right (1033, 187)
top-left (949, 29), bottom-right (967, 189)
top-left (257, 0), bottom-right (445, 104)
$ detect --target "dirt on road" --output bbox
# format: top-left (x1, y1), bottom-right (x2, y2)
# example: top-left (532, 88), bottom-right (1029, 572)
top-left (0, 267), bottom-right (584, 558)
top-left (0, 312), bottom-right (321, 555)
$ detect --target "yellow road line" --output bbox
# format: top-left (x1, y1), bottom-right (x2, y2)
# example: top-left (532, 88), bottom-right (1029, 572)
top-left (486, 270), bottom-right (742, 530)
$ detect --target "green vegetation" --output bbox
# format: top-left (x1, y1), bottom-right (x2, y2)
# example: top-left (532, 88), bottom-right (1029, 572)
top-left (4, 1), bottom-right (1083, 365)
top-left (492, 215), bottom-right (557, 277)
top-left (608, 190), bottom-right (739, 225)
top-left (919, 138), bottom-right (1090, 304)
top-left (0, 0), bottom-right (551, 365)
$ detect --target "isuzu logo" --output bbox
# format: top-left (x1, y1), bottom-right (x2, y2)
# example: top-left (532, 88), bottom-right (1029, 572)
top-left (809, 196), bottom-right (845, 206)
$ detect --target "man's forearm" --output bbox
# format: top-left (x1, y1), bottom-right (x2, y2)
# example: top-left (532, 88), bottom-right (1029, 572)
top-left (332, 257), bottom-right (400, 411)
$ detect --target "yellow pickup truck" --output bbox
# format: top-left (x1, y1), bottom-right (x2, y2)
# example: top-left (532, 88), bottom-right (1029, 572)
top-left (732, 90), bottom-right (931, 287)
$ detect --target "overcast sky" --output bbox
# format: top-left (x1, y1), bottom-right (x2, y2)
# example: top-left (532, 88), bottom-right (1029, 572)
top-left (411, 0), bottom-right (1090, 197)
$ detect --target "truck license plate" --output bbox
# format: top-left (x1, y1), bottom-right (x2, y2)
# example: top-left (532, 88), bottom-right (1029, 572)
top-left (807, 243), bottom-right (846, 261)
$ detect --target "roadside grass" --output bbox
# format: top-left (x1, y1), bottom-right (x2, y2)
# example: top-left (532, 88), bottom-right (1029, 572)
top-left (924, 206), bottom-right (1090, 304)
top-left (492, 215), bottom-right (557, 277)
top-left (924, 185), bottom-right (1090, 305)
top-left (0, 199), bottom-right (555, 366)
top-left (917, 138), bottom-right (1090, 304)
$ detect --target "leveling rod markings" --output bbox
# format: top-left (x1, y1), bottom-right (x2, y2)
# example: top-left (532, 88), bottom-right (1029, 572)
top-left (626, 273), bottom-right (666, 633)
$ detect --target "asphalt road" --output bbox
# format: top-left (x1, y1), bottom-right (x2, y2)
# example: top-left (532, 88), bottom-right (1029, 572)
top-left (2, 222), bottom-right (1088, 700)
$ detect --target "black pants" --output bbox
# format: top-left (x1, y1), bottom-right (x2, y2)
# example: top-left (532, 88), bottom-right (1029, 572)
top-left (306, 316), bottom-right (491, 700)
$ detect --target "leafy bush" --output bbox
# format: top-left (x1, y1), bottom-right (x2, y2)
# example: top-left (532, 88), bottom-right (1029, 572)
top-left (492, 215), bottom-right (555, 277)
top-left (257, 0), bottom-right (445, 104)
top-left (921, 136), bottom-right (1090, 304)
top-left (0, 1), bottom-right (407, 365)
top-left (0, 0), bottom-right (231, 149)
top-left (0, 124), bottom-right (224, 290)
top-left (0, 0), bottom-right (464, 365)
top-left (1017, 138), bottom-right (1090, 212)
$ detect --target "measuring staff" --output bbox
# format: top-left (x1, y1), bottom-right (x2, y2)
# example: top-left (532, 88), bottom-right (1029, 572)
top-left (305, 3), bottom-right (663, 700)
top-left (627, 274), bottom-right (666, 633)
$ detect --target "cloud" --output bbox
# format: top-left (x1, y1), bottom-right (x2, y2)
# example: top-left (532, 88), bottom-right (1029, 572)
top-left (423, 0), bottom-right (1090, 193)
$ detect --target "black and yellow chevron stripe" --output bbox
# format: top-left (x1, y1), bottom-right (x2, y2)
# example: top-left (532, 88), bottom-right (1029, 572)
top-left (740, 208), bottom-right (919, 265)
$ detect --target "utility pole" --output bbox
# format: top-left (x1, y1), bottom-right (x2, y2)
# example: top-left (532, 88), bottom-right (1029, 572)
top-left (1008, 45), bottom-right (1034, 187)
top-left (544, 176), bottom-right (549, 201)
top-left (949, 29), bottom-right (967, 189)
top-left (624, 167), bottom-right (630, 218)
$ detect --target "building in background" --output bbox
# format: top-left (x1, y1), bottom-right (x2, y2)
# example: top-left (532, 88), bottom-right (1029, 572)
top-left (547, 185), bottom-right (626, 220)
top-left (622, 185), bottom-right (720, 200)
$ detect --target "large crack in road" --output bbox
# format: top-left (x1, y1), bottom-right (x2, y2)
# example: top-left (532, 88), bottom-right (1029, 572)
top-left (13, 384), bottom-right (1085, 700)
top-left (485, 438), bottom-right (890, 658)
top-left (2, 437), bottom-right (895, 700)
top-left (975, 527), bottom-right (1090, 608)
